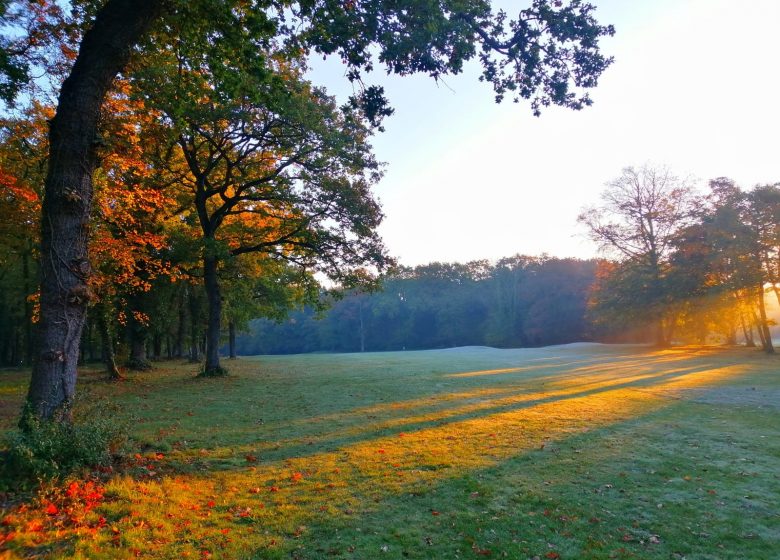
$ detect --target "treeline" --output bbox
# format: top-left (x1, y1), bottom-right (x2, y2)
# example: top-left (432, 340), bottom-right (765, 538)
top-left (581, 167), bottom-right (780, 352)
top-left (236, 257), bottom-right (600, 354)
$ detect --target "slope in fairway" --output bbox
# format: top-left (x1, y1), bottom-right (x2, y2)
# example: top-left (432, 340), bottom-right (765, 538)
top-left (1, 344), bottom-right (778, 559)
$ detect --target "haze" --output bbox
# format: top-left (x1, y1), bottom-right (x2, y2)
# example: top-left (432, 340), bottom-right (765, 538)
top-left (309, 0), bottom-right (780, 266)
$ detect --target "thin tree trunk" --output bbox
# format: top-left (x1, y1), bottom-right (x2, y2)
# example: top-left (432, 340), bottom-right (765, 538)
top-left (189, 287), bottom-right (200, 362)
top-left (735, 290), bottom-right (757, 347)
top-left (203, 254), bottom-right (223, 374)
top-left (25, 0), bottom-right (163, 423)
top-left (751, 309), bottom-right (767, 349)
top-left (127, 293), bottom-right (152, 370)
top-left (740, 311), bottom-right (756, 347)
top-left (756, 286), bottom-right (775, 354)
top-left (176, 285), bottom-right (186, 358)
top-left (97, 306), bottom-right (121, 380)
top-left (153, 334), bottom-right (162, 359)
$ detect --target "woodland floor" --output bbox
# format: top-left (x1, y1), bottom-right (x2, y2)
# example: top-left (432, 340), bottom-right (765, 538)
top-left (0, 343), bottom-right (778, 559)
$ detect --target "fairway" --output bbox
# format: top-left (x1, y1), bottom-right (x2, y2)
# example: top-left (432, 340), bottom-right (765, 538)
top-left (1, 344), bottom-right (779, 559)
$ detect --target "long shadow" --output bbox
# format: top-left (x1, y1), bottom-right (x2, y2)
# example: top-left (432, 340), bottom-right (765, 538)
top-left (289, 402), bottom-right (779, 560)
top-left (206, 351), bottom-right (731, 445)
top-left (158, 355), bottom-right (747, 474)
top-left (5, 348), bottom-right (768, 559)
top-left (231, 349), bottom-right (708, 438)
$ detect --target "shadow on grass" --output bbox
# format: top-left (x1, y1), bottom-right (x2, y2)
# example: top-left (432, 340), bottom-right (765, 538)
top-left (2, 346), bottom-right (773, 559)
top-left (154, 350), bottom-right (747, 474)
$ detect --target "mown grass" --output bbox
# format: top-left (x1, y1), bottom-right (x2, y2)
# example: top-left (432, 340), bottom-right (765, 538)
top-left (0, 343), bottom-right (778, 559)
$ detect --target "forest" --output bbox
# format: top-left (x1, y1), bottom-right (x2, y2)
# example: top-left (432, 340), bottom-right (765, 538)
top-left (236, 257), bottom-right (599, 354)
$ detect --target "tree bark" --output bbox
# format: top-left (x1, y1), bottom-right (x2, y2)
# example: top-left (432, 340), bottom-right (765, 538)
top-left (25, 0), bottom-right (163, 422)
top-left (203, 254), bottom-right (223, 374)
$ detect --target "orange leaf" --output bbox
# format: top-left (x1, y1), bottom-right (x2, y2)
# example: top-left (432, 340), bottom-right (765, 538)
top-left (45, 503), bottom-right (59, 515)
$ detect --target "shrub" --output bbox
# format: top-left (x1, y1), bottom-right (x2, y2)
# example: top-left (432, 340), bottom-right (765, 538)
top-left (2, 398), bottom-right (129, 483)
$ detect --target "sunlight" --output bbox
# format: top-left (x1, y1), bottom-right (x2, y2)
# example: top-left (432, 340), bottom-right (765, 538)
top-left (6, 355), bottom-right (750, 558)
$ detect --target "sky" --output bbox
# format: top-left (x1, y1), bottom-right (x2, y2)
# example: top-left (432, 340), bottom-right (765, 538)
top-left (308, 0), bottom-right (780, 267)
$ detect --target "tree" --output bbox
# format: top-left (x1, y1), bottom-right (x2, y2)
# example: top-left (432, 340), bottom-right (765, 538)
top-left (0, 103), bottom-right (47, 366)
top-left (9, 0), bottom-right (614, 420)
top-left (132, 44), bottom-right (390, 374)
top-left (22, 0), bottom-right (164, 422)
top-left (579, 165), bottom-right (696, 346)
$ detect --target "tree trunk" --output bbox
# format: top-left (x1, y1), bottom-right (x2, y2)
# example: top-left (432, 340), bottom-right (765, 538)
top-left (228, 320), bottom-right (236, 359)
top-left (189, 287), bottom-right (200, 362)
top-left (153, 334), bottom-right (162, 359)
top-left (128, 331), bottom-right (151, 369)
top-left (176, 285), bottom-right (186, 358)
top-left (740, 311), bottom-right (756, 347)
top-left (25, 0), bottom-right (163, 423)
top-left (756, 286), bottom-right (775, 354)
top-left (96, 305), bottom-right (121, 380)
top-left (203, 254), bottom-right (223, 374)
top-left (751, 309), bottom-right (766, 348)
top-left (127, 292), bottom-right (152, 370)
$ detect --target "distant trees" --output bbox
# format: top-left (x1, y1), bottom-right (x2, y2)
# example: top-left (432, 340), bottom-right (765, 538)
top-left (236, 257), bottom-right (600, 354)
top-left (582, 167), bottom-right (780, 352)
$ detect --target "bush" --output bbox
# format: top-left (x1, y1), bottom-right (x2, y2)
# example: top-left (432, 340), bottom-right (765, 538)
top-left (2, 399), bottom-right (129, 483)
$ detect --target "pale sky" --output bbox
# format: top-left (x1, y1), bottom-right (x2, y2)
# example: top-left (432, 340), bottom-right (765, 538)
top-left (309, 0), bottom-right (780, 266)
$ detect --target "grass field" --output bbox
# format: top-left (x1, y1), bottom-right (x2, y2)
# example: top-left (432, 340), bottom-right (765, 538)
top-left (1, 343), bottom-right (779, 559)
